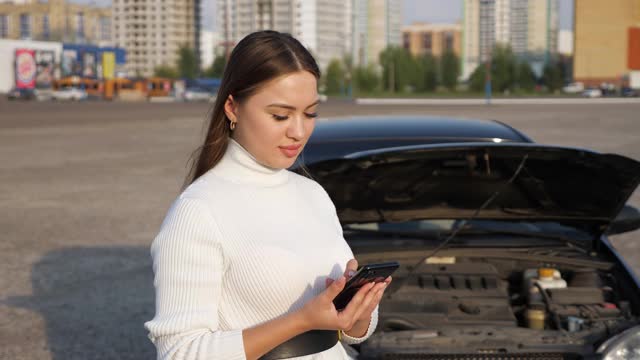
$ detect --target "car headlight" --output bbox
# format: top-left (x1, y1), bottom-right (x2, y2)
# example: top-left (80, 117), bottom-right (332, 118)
top-left (597, 326), bottom-right (640, 360)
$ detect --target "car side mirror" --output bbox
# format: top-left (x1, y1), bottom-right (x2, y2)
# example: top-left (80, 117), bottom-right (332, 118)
top-left (607, 205), bottom-right (640, 235)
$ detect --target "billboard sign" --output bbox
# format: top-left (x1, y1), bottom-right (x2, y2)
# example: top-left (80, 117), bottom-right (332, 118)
top-left (102, 51), bottom-right (115, 79)
top-left (35, 50), bottom-right (55, 88)
top-left (15, 49), bottom-right (37, 89)
top-left (82, 52), bottom-right (97, 78)
top-left (62, 49), bottom-right (79, 77)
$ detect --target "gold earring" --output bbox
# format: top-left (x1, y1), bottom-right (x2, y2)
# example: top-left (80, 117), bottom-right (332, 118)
top-left (230, 121), bottom-right (236, 130)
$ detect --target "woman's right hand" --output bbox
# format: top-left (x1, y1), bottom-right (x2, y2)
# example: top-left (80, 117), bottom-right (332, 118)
top-left (298, 275), bottom-right (382, 332)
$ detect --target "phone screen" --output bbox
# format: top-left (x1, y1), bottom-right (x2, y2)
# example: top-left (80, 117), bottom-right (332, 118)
top-left (332, 261), bottom-right (399, 311)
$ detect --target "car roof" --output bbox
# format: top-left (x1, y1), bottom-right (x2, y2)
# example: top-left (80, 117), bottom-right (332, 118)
top-left (309, 116), bottom-right (532, 144)
top-left (300, 116), bottom-right (533, 166)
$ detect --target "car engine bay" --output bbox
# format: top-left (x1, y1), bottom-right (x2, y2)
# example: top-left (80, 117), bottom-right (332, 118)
top-left (352, 247), bottom-right (640, 359)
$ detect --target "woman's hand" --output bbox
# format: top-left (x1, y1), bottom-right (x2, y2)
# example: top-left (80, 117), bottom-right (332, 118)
top-left (332, 259), bottom-right (392, 324)
top-left (298, 259), bottom-right (391, 333)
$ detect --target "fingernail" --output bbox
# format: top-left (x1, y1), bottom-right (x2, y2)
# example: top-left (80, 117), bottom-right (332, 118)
top-left (348, 270), bottom-right (355, 277)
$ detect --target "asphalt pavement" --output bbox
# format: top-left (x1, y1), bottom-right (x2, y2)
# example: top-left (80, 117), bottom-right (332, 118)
top-left (1, 98), bottom-right (639, 359)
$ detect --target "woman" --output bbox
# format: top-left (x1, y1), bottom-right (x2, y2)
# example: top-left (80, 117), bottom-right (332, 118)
top-left (144, 30), bottom-right (391, 360)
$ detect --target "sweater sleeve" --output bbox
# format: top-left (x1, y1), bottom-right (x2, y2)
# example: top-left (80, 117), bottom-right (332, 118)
top-left (340, 305), bottom-right (379, 345)
top-left (144, 196), bottom-right (246, 360)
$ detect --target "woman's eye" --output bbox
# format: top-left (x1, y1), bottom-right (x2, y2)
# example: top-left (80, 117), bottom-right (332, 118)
top-left (305, 112), bottom-right (318, 118)
top-left (272, 114), bottom-right (288, 121)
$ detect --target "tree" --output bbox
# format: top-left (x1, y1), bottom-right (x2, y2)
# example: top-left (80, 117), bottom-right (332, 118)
top-left (379, 46), bottom-right (418, 92)
top-left (517, 61), bottom-right (536, 92)
top-left (205, 54), bottom-right (226, 78)
top-left (154, 65), bottom-right (178, 79)
top-left (440, 50), bottom-right (460, 91)
top-left (342, 53), bottom-right (354, 95)
top-left (490, 44), bottom-right (518, 93)
top-left (353, 64), bottom-right (379, 93)
top-left (469, 64), bottom-right (487, 92)
top-left (177, 45), bottom-right (198, 80)
top-left (542, 60), bottom-right (564, 93)
top-left (325, 59), bottom-right (344, 95)
top-left (423, 55), bottom-right (438, 92)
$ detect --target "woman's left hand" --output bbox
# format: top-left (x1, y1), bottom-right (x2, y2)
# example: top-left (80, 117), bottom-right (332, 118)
top-left (325, 259), bottom-right (392, 322)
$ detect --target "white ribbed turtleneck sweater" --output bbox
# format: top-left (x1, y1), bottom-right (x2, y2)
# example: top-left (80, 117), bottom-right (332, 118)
top-left (144, 138), bottom-right (378, 360)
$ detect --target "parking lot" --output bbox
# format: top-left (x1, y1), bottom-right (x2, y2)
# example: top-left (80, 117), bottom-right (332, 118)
top-left (1, 98), bottom-right (639, 359)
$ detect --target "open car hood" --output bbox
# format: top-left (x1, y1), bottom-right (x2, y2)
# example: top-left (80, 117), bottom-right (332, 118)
top-left (304, 143), bottom-right (640, 228)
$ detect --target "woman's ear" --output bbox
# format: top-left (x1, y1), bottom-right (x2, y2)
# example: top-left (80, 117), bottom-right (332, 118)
top-left (224, 95), bottom-right (238, 123)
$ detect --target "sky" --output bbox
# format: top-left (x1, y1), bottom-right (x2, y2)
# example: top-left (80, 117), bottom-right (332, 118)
top-left (201, 0), bottom-right (573, 32)
top-left (76, 0), bottom-right (574, 32)
top-left (402, 0), bottom-right (574, 30)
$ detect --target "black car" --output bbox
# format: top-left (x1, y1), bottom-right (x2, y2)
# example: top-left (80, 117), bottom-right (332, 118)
top-left (7, 87), bottom-right (36, 100)
top-left (296, 116), bottom-right (640, 360)
top-left (621, 87), bottom-right (639, 98)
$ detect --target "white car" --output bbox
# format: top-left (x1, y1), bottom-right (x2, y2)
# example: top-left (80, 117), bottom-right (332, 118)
top-left (562, 82), bottom-right (584, 94)
top-left (34, 89), bottom-right (54, 101)
top-left (51, 88), bottom-right (88, 101)
top-left (582, 88), bottom-right (602, 98)
top-left (183, 88), bottom-right (214, 102)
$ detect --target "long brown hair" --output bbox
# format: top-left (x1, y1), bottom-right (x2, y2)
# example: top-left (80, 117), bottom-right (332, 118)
top-left (184, 30), bottom-right (321, 187)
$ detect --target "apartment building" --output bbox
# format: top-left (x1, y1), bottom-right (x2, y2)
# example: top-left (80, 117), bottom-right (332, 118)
top-left (402, 22), bottom-right (462, 58)
top-left (462, 0), bottom-right (559, 78)
top-left (111, 0), bottom-right (199, 76)
top-left (0, 0), bottom-right (111, 44)
top-left (574, 0), bottom-right (640, 87)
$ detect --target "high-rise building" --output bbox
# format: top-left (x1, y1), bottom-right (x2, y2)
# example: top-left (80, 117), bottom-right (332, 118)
top-left (462, 0), bottom-right (559, 79)
top-left (574, 0), bottom-right (640, 88)
top-left (0, 0), bottom-right (111, 44)
top-left (200, 30), bottom-right (220, 70)
top-left (351, 0), bottom-right (402, 67)
top-left (112, 0), bottom-right (199, 77)
top-left (402, 22), bottom-right (462, 59)
top-left (557, 29), bottom-right (572, 56)
top-left (217, 0), bottom-right (401, 71)
top-left (218, 0), bottom-right (354, 71)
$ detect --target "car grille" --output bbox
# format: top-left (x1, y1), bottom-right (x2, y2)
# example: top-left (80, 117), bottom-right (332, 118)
top-left (379, 353), bottom-right (579, 360)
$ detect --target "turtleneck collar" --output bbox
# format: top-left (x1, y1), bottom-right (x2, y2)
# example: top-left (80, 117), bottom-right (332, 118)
top-left (208, 138), bottom-right (289, 186)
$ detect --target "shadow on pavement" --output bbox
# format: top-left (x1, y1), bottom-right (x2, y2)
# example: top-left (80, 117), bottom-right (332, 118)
top-left (5, 246), bottom-right (156, 360)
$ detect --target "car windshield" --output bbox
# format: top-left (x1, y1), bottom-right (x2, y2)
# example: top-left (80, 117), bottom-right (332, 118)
top-left (343, 219), bottom-right (593, 241)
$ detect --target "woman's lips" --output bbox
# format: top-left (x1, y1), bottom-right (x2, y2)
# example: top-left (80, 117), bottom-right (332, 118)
top-left (279, 144), bottom-right (301, 158)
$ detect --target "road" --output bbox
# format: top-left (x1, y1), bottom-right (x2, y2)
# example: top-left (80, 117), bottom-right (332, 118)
top-left (1, 99), bottom-right (639, 359)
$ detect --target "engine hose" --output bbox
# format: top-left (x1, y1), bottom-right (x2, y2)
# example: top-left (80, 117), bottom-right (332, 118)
top-left (534, 282), bottom-right (562, 330)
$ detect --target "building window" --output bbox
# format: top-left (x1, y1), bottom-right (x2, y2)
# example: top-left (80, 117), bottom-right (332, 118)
top-left (42, 14), bottom-right (50, 39)
top-left (0, 15), bottom-right (8, 38)
top-left (444, 31), bottom-right (454, 52)
top-left (76, 12), bottom-right (84, 39)
top-left (402, 32), bottom-right (410, 49)
top-left (100, 17), bottom-right (110, 41)
top-left (422, 32), bottom-right (432, 52)
top-left (20, 13), bottom-right (31, 39)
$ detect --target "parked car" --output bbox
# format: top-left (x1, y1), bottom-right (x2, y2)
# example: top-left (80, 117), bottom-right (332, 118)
top-left (182, 87), bottom-right (214, 102)
top-left (296, 116), bottom-right (640, 359)
top-left (621, 87), bottom-right (639, 98)
top-left (6, 88), bottom-right (36, 100)
top-left (562, 82), bottom-right (584, 94)
top-left (34, 88), bottom-right (54, 101)
top-left (51, 87), bottom-right (88, 101)
top-left (582, 88), bottom-right (603, 98)
top-left (599, 83), bottom-right (618, 97)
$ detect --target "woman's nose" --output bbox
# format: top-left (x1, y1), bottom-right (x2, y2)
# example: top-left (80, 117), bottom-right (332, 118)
top-left (286, 114), bottom-right (306, 140)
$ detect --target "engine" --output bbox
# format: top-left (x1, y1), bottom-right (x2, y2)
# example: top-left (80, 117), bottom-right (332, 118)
top-left (356, 252), bottom-right (639, 359)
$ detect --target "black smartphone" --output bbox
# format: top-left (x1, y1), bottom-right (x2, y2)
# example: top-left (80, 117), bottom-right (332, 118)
top-left (332, 261), bottom-right (400, 311)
